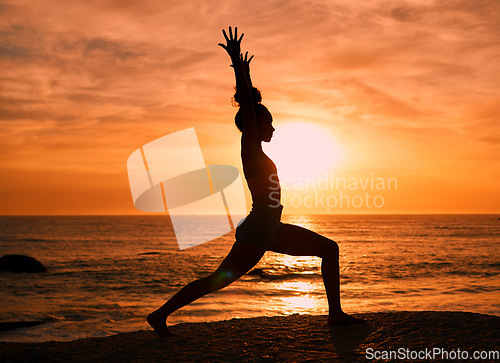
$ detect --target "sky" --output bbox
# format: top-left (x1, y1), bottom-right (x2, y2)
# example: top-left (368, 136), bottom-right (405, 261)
top-left (0, 0), bottom-right (499, 215)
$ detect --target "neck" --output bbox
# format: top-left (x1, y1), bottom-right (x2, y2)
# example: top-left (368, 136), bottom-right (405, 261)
top-left (253, 138), bottom-right (263, 149)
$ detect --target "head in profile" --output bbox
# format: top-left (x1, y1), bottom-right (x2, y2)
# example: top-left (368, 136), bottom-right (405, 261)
top-left (234, 87), bottom-right (275, 143)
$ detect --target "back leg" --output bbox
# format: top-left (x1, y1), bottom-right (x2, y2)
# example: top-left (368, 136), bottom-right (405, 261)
top-left (148, 240), bottom-right (265, 337)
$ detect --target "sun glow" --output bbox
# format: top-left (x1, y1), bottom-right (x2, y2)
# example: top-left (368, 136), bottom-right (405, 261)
top-left (277, 281), bottom-right (324, 313)
top-left (281, 296), bottom-right (319, 311)
top-left (263, 122), bottom-right (344, 181)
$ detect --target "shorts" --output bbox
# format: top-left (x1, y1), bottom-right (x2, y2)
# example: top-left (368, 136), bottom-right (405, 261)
top-left (235, 203), bottom-right (284, 250)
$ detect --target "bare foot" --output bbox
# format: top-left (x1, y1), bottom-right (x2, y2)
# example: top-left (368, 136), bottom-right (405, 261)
top-left (147, 310), bottom-right (171, 337)
top-left (328, 312), bottom-right (366, 325)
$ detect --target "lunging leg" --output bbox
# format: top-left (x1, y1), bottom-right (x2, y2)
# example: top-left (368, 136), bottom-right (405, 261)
top-left (269, 223), bottom-right (365, 325)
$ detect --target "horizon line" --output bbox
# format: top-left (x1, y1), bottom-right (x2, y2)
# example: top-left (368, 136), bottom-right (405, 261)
top-left (0, 213), bottom-right (498, 217)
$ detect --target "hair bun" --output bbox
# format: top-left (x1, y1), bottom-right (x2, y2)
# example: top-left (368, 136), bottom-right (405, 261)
top-left (233, 87), bottom-right (262, 106)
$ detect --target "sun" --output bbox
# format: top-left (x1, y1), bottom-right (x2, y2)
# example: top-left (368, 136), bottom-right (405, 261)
top-left (263, 122), bottom-right (344, 181)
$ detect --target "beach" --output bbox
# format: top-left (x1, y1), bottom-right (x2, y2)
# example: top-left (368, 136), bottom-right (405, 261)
top-left (1, 311), bottom-right (498, 362)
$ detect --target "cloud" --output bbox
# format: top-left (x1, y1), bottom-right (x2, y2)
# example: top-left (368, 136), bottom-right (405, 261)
top-left (0, 0), bottom-right (498, 213)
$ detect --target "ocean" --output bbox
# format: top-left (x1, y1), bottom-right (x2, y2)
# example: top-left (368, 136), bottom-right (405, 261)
top-left (0, 214), bottom-right (498, 343)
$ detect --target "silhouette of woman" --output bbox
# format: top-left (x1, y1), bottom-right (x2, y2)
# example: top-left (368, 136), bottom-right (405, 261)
top-left (147, 27), bottom-right (365, 337)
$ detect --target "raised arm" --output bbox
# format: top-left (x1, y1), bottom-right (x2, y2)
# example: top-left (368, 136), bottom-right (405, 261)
top-left (218, 27), bottom-right (257, 143)
top-left (240, 51), bottom-right (254, 88)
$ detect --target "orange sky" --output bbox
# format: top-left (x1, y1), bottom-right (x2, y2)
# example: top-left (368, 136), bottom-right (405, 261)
top-left (0, 0), bottom-right (499, 215)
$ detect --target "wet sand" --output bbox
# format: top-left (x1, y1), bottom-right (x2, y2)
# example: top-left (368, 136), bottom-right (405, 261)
top-left (0, 311), bottom-right (498, 362)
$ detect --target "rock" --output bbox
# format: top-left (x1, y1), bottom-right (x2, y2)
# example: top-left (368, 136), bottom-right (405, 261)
top-left (0, 254), bottom-right (48, 273)
top-left (0, 321), bottom-right (45, 332)
top-left (247, 268), bottom-right (265, 276)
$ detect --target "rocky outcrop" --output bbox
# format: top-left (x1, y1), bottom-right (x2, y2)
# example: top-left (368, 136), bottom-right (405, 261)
top-left (247, 268), bottom-right (265, 276)
top-left (0, 321), bottom-right (45, 332)
top-left (0, 254), bottom-right (47, 273)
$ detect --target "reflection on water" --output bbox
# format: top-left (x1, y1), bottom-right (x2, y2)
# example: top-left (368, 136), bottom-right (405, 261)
top-left (277, 281), bottom-right (323, 314)
top-left (281, 296), bottom-right (322, 313)
top-left (283, 215), bottom-right (315, 230)
top-left (278, 281), bottom-right (316, 292)
top-left (278, 255), bottom-right (321, 271)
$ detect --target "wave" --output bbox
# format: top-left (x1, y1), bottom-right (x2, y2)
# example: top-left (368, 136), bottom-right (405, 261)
top-left (441, 286), bottom-right (499, 295)
top-left (137, 252), bottom-right (162, 256)
top-left (245, 268), bottom-right (322, 281)
top-left (15, 237), bottom-right (50, 242)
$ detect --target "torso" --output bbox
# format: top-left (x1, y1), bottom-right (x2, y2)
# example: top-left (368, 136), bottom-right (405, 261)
top-left (242, 147), bottom-right (281, 207)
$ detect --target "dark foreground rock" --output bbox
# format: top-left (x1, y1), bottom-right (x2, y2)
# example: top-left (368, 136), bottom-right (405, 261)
top-left (0, 311), bottom-right (498, 362)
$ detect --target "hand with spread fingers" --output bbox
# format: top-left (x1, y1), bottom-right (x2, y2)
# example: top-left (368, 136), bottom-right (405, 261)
top-left (230, 52), bottom-right (254, 78)
top-left (218, 26), bottom-right (244, 60)
top-left (240, 51), bottom-right (254, 76)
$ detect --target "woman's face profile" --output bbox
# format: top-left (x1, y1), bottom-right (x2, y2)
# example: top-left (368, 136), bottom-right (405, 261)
top-left (258, 110), bottom-right (274, 142)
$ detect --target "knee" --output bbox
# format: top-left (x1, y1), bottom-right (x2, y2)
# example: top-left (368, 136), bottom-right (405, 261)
top-left (320, 239), bottom-right (339, 259)
top-left (209, 270), bottom-right (237, 290)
